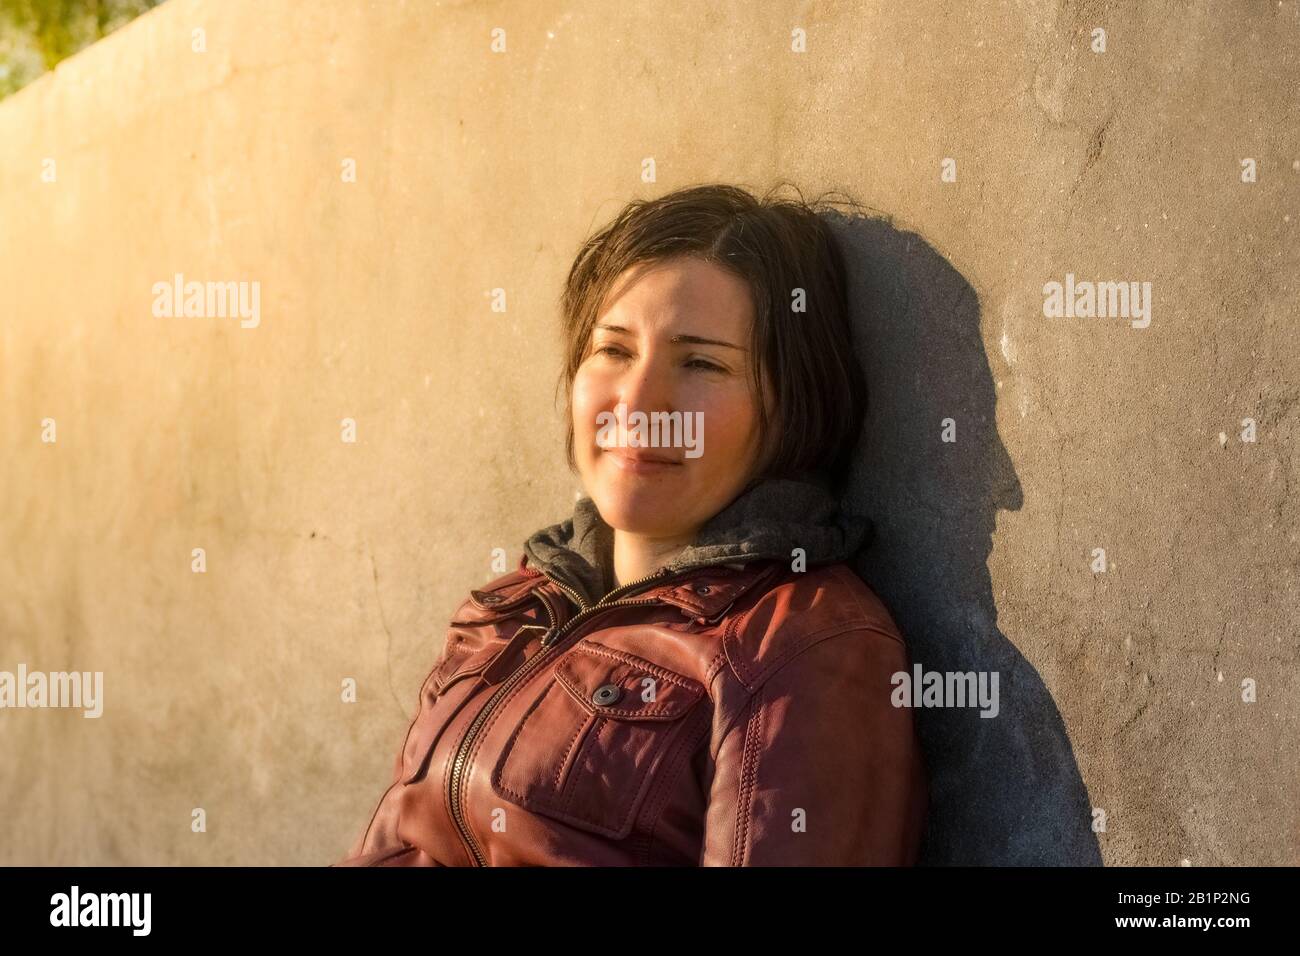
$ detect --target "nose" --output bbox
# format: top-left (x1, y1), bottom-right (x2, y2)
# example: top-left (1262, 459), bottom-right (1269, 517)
top-left (613, 351), bottom-right (675, 420)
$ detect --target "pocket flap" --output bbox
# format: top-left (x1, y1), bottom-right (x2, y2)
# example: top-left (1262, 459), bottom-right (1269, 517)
top-left (431, 633), bottom-right (508, 693)
top-left (554, 642), bottom-right (705, 721)
top-left (449, 588), bottom-right (542, 626)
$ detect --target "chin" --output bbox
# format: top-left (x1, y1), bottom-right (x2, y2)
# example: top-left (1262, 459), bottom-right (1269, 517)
top-left (590, 484), bottom-right (688, 537)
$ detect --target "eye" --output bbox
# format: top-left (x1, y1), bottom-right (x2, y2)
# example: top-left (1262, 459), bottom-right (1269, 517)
top-left (593, 344), bottom-right (630, 360)
top-left (686, 358), bottom-right (727, 373)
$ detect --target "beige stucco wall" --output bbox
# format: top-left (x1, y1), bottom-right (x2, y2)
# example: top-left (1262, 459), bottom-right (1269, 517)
top-left (1, 0), bottom-right (1296, 865)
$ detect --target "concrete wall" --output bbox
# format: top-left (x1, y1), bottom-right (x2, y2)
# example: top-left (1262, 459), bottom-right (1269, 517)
top-left (1, 0), bottom-right (1295, 865)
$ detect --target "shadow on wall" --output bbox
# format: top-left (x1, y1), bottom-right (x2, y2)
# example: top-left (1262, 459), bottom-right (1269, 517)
top-left (829, 212), bottom-right (1102, 866)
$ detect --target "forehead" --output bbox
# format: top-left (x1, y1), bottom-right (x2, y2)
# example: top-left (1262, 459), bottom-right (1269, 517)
top-left (596, 257), bottom-right (754, 337)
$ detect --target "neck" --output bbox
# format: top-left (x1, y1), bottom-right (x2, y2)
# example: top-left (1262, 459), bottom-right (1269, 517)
top-left (612, 527), bottom-right (698, 589)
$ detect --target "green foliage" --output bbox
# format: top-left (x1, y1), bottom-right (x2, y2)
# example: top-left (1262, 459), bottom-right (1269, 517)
top-left (0, 0), bottom-right (166, 100)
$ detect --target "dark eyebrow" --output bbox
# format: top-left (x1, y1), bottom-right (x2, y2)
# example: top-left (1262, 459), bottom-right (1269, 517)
top-left (594, 323), bottom-right (745, 351)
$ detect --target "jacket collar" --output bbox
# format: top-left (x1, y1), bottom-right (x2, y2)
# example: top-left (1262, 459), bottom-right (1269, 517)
top-left (521, 476), bottom-right (873, 610)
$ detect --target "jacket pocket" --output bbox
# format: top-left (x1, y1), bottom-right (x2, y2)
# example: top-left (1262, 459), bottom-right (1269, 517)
top-left (489, 640), bottom-right (706, 838)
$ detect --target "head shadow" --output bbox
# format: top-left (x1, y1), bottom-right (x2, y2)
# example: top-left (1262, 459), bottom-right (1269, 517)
top-left (825, 210), bottom-right (1102, 865)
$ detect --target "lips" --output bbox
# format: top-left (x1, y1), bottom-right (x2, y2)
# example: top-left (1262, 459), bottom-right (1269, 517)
top-left (607, 448), bottom-right (680, 464)
top-left (603, 448), bottom-right (683, 472)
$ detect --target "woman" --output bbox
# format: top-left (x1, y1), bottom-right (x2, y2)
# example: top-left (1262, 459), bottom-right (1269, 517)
top-left (338, 183), bottom-right (929, 866)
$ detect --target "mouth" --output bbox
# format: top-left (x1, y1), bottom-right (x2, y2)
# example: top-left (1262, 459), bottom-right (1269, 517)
top-left (602, 448), bottom-right (683, 473)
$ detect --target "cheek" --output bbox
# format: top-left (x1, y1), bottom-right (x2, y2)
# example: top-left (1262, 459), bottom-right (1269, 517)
top-left (571, 371), bottom-right (602, 439)
top-left (695, 386), bottom-right (761, 463)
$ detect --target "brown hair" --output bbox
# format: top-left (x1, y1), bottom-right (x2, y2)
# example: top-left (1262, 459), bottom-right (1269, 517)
top-left (557, 181), bottom-right (868, 495)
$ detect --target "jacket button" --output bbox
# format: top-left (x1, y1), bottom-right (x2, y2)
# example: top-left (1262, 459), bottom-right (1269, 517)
top-left (479, 593), bottom-right (503, 605)
top-left (592, 684), bottom-right (622, 706)
top-left (694, 584), bottom-right (711, 595)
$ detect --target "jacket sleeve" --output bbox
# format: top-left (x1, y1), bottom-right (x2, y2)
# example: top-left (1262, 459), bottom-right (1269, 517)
top-left (339, 726), bottom-right (409, 864)
top-left (698, 626), bottom-right (929, 866)
top-left (338, 655), bottom-right (452, 864)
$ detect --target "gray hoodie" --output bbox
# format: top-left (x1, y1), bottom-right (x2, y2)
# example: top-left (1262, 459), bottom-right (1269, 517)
top-left (522, 476), bottom-right (874, 606)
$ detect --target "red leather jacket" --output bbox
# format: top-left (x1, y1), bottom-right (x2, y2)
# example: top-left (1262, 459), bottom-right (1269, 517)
top-left (338, 479), bottom-right (928, 866)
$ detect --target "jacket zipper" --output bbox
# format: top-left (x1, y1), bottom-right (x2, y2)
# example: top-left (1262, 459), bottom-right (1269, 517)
top-left (446, 564), bottom-right (678, 866)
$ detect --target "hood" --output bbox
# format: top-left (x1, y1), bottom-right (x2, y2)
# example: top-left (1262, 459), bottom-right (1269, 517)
top-left (522, 477), bottom-right (874, 606)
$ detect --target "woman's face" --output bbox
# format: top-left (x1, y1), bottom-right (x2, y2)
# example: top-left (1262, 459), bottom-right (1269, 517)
top-left (571, 256), bottom-right (773, 543)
